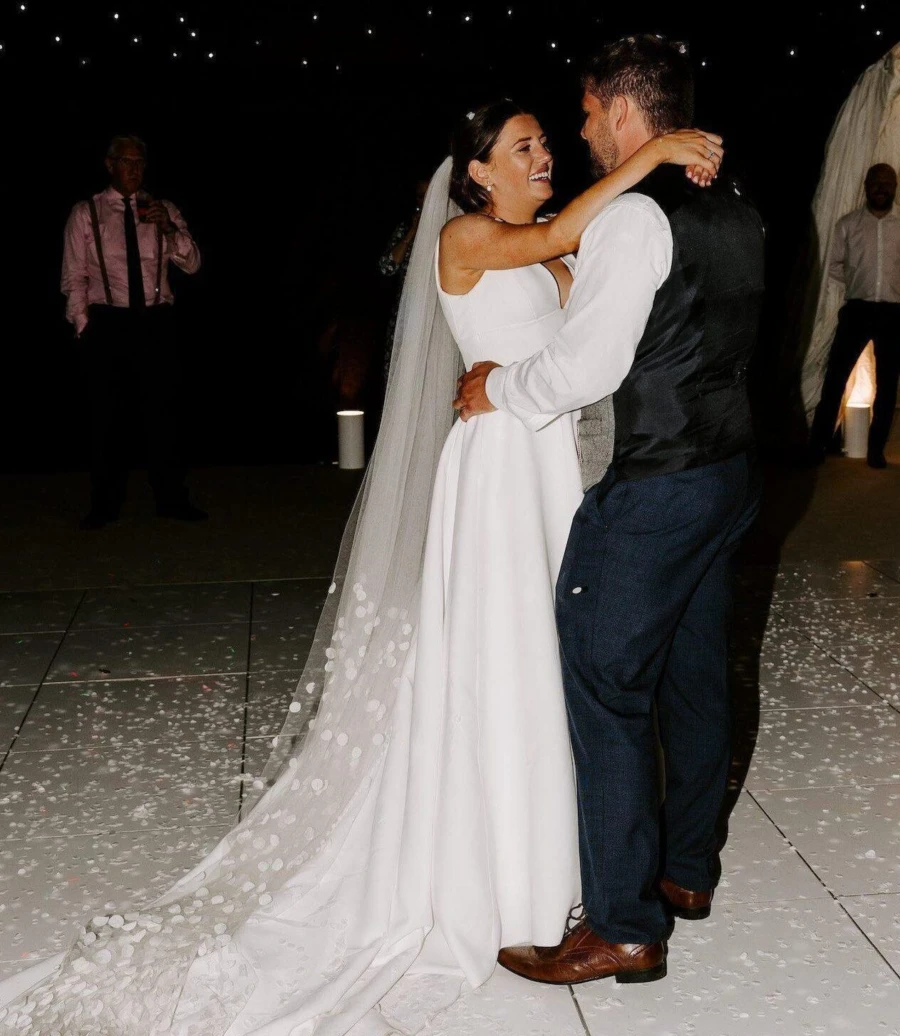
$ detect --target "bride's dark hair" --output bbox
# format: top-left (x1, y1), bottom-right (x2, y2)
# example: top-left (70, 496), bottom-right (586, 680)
top-left (450, 99), bottom-right (529, 213)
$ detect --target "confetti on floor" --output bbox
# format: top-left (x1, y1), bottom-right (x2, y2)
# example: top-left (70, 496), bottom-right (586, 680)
top-left (1, 562), bottom-right (900, 1033)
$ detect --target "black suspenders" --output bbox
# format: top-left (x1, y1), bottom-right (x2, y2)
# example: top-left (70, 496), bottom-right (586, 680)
top-left (88, 198), bottom-right (113, 306)
top-left (87, 196), bottom-right (164, 306)
top-left (154, 225), bottom-right (163, 305)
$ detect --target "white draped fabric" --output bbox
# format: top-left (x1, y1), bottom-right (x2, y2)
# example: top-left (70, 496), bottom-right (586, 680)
top-left (800, 42), bottom-right (900, 420)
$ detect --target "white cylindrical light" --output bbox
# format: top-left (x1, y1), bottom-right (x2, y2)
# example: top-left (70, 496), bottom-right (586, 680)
top-left (337, 411), bottom-right (365, 469)
top-left (843, 403), bottom-right (870, 459)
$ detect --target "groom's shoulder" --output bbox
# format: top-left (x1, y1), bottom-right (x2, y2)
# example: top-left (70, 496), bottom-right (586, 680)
top-left (583, 193), bottom-right (670, 244)
top-left (612, 192), bottom-right (669, 223)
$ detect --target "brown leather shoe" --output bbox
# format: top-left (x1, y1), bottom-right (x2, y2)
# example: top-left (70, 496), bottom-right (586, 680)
top-left (659, 877), bottom-right (713, 920)
top-left (497, 920), bottom-right (666, 986)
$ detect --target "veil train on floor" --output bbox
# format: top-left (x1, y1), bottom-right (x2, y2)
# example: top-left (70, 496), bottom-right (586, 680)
top-left (0, 158), bottom-right (463, 1036)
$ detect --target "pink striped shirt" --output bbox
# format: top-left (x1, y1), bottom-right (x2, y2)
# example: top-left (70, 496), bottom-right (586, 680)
top-left (61, 185), bottom-right (201, 334)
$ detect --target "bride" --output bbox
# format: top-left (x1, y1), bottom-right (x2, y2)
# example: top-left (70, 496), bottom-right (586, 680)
top-left (0, 102), bottom-right (720, 1035)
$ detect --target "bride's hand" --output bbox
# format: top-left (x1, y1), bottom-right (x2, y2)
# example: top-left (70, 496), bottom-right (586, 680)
top-left (649, 129), bottom-right (724, 188)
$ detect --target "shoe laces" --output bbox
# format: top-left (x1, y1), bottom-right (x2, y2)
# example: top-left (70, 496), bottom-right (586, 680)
top-left (566, 904), bottom-right (586, 934)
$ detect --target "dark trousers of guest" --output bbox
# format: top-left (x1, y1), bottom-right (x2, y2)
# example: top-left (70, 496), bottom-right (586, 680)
top-left (809, 299), bottom-right (900, 459)
top-left (555, 453), bottom-right (761, 945)
top-left (80, 303), bottom-right (188, 516)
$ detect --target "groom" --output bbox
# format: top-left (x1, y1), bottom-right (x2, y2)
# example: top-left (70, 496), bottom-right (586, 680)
top-left (455, 35), bottom-right (764, 984)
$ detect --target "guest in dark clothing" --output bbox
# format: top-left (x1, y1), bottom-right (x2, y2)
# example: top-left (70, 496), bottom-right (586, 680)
top-left (62, 135), bottom-right (206, 528)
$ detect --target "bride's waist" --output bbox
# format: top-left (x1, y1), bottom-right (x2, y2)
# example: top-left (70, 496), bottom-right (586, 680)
top-left (458, 338), bottom-right (560, 368)
top-left (455, 316), bottom-right (565, 369)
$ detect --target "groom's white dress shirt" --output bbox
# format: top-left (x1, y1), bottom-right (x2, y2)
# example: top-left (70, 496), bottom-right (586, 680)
top-left (485, 194), bottom-right (673, 429)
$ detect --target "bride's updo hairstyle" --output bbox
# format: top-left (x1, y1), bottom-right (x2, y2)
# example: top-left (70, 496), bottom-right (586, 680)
top-left (450, 99), bottom-right (529, 213)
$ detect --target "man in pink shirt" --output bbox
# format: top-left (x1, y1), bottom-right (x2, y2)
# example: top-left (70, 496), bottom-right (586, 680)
top-left (62, 135), bottom-right (205, 529)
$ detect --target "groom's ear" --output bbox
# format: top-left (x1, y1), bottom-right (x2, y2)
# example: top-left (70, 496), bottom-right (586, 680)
top-left (611, 95), bottom-right (630, 133)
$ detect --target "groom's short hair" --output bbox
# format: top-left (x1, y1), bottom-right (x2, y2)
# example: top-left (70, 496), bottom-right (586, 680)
top-left (582, 35), bottom-right (695, 137)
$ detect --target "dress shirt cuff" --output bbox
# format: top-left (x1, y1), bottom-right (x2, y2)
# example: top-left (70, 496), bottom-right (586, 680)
top-left (167, 230), bottom-right (191, 261)
top-left (486, 366), bottom-right (557, 432)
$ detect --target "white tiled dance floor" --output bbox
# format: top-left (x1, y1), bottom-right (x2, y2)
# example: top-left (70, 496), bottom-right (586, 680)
top-left (1, 562), bottom-right (900, 1035)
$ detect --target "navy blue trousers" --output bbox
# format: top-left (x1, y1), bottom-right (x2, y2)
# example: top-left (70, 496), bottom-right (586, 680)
top-left (556, 452), bottom-right (760, 945)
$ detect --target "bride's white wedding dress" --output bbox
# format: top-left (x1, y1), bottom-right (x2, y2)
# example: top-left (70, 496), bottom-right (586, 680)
top-left (0, 224), bottom-right (584, 1035)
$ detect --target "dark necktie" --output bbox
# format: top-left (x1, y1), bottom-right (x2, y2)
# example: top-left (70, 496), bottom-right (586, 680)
top-left (123, 196), bottom-right (145, 309)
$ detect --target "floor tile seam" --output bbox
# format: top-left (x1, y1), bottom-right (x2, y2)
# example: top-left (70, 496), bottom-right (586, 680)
top-left (9, 734), bottom-right (251, 752)
top-left (757, 702), bottom-right (885, 711)
top-left (756, 701), bottom-right (895, 715)
top-left (863, 560), bottom-right (900, 585)
top-left (0, 576), bottom-right (332, 595)
top-left (831, 887), bottom-right (900, 898)
top-left (63, 619), bottom-right (254, 633)
top-left (776, 635), bottom-right (900, 652)
top-left (762, 600), bottom-right (898, 629)
top-left (743, 789), bottom-right (837, 903)
top-left (819, 644), bottom-right (900, 703)
top-left (567, 986), bottom-right (592, 1036)
top-left (716, 892), bottom-right (834, 906)
top-left (0, 823), bottom-right (233, 846)
top-left (27, 675), bottom-right (255, 691)
top-left (0, 629), bottom-right (69, 637)
top-left (0, 823), bottom-right (234, 848)
top-left (771, 593), bottom-right (900, 605)
top-left (0, 743), bottom-right (249, 763)
top-left (32, 665), bottom-right (327, 689)
top-left (748, 780), bottom-right (900, 794)
top-left (15, 669), bottom-right (309, 690)
top-left (836, 900), bottom-right (900, 983)
top-left (838, 891), bottom-right (900, 901)
top-left (752, 623), bottom-right (818, 646)
top-left (39, 670), bottom-right (252, 686)
top-left (0, 819), bottom-right (243, 843)
top-left (0, 591), bottom-right (88, 778)
top-left (247, 666), bottom-right (313, 677)
top-left (753, 780), bottom-right (900, 798)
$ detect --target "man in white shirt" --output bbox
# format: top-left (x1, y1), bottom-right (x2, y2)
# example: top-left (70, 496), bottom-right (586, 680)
top-left (62, 135), bottom-right (205, 528)
top-left (456, 35), bottom-right (764, 987)
top-left (806, 163), bottom-right (900, 468)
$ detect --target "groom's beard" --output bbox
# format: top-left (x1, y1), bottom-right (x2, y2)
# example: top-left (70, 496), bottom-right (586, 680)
top-left (588, 136), bottom-right (619, 180)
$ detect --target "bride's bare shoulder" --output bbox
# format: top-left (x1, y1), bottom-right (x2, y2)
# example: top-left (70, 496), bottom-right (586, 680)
top-left (441, 213), bottom-right (490, 238)
top-left (440, 213), bottom-right (495, 259)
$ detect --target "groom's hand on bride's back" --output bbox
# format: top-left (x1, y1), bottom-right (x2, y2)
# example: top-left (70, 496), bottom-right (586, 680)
top-left (454, 361), bottom-right (500, 422)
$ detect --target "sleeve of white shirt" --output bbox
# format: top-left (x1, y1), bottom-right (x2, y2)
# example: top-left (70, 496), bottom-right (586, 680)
top-left (163, 201), bottom-right (201, 274)
top-left (61, 202), bottom-right (91, 336)
top-left (485, 194), bottom-right (673, 431)
top-left (828, 216), bottom-right (848, 286)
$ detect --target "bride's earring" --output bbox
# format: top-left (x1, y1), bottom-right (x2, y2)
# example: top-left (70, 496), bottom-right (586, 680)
top-left (486, 182), bottom-right (493, 193)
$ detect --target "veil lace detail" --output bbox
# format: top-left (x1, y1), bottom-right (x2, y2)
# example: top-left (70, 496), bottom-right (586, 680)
top-left (0, 158), bottom-right (462, 1036)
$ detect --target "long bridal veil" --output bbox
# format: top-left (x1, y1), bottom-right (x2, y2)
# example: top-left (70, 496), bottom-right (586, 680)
top-left (259, 155), bottom-right (462, 785)
top-left (0, 158), bottom-right (463, 1035)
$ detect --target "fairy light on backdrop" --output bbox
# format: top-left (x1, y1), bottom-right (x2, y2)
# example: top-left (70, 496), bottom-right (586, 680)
top-left (0, 1), bottom-right (893, 71)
